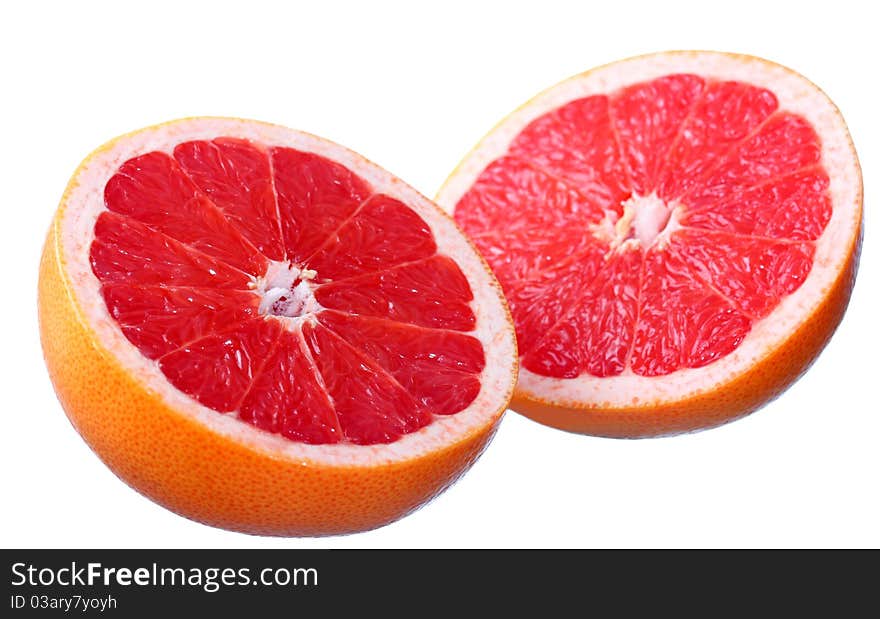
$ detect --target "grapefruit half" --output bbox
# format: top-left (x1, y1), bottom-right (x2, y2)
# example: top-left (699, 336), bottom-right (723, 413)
top-left (437, 51), bottom-right (862, 438)
top-left (39, 118), bottom-right (517, 536)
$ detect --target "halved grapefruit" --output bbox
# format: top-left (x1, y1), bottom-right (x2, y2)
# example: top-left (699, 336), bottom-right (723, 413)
top-left (39, 118), bottom-right (517, 536)
top-left (437, 51), bottom-right (862, 438)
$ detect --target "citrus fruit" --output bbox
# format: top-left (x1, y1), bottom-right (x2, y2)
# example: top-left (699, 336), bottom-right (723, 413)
top-left (437, 51), bottom-right (862, 438)
top-left (39, 118), bottom-right (517, 536)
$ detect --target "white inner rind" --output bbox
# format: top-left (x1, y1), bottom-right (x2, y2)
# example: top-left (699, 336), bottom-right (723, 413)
top-left (58, 118), bottom-right (517, 466)
top-left (435, 51), bottom-right (862, 410)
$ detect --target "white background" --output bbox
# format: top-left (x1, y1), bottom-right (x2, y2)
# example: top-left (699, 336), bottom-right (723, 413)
top-left (1, 0), bottom-right (877, 549)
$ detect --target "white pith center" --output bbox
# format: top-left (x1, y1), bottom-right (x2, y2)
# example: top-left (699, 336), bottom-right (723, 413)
top-left (255, 261), bottom-right (322, 323)
top-left (593, 193), bottom-right (682, 251)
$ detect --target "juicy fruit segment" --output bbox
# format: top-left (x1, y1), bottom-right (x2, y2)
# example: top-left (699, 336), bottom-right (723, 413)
top-left (319, 310), bottom-right (485, 415)
top-left (89, 140), bottom-right (485, 445)
top-left (630, 247), bottom-right (751, 377)
top-left (174, 139), bottom-right (285, 260)
top-left (270, 146), bottom-right (372, 264)
top-left (315, 255), bottom-right (477, 331)
top-left (454, 74), bottom-right (832, 379)
top-left (522, 246), bottom-right (640, 378)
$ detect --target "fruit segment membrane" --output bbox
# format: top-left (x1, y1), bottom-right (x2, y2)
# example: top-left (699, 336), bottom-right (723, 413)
top-left (454, 74), bottom-right (831, 378)
top-left (90, 139), bottom-right (485, 445)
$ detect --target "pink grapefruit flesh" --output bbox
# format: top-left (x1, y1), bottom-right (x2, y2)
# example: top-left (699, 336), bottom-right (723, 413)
top-left (437, 52), bottom-right (862, 437)
top-left (91, 139), bottom-right (490, 445)
top-left (39, 118), bottom-right (517, 535)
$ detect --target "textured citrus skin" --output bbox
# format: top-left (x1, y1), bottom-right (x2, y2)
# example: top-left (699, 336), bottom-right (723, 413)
top-left (439, 52), bottom-right (863, 438)
top-left (512, 222), bottom-right (861, 438)
top-left (38, 129), bottom-right (506, 536)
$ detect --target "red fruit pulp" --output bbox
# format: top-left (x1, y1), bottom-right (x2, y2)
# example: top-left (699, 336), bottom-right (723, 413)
top-left (90, 138), bottom-right (485, 445)
top-left (453, 74), bottom-right (831, 379)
